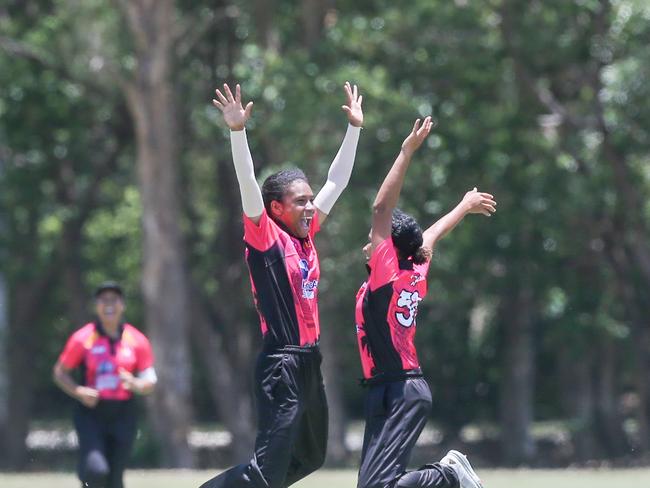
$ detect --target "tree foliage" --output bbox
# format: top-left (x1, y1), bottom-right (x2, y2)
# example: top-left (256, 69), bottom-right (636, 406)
top-left (1, 0), bottom-right (649, 468)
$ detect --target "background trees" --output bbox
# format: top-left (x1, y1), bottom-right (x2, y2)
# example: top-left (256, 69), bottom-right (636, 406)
top-left (1, 0), bottom-right (649, 469)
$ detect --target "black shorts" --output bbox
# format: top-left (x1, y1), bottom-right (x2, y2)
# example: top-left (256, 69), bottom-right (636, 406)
top-left (200, 345), bottom-right (328, 488)
top-left (357, 377), bottom-right (458, 488)
top-left (74, 399), bottom-right (137, 488)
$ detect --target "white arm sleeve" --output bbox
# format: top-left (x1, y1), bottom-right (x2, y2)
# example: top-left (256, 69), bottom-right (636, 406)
top-left (313, 124), bottom-right (361, 215)
top-left (230, 129), bottom-right (265, 218)
top-left (138, 367), bottom-right (158, 384)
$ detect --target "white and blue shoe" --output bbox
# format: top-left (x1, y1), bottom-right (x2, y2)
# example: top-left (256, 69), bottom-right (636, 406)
top-left (440, 450), bottom-right (483, 488)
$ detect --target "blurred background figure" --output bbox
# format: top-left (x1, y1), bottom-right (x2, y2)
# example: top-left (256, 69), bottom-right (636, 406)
top-left (53, 282), bottom-right (157, 488)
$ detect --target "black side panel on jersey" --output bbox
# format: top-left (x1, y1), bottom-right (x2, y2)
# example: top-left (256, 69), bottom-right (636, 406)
top-left (246, 243), bottom-right (301, 347)
top-left (362, 284), bottom-right (403, 374)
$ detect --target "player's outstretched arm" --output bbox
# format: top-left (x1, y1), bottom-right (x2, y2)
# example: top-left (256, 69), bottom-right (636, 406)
top-left (369, 117), bottom-right (434, 254)
top-left (422, 188), bottom-right (496, 252)
top-left (213, 83), bottom-right (264, 223)
top-left (313, 82), bottom-right (364, 225)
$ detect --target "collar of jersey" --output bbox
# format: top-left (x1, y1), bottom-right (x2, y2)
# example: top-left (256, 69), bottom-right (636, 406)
top-left (94, 320), bottom-right (125, 342)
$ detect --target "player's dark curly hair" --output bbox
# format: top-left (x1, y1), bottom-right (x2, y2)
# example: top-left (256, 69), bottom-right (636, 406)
top-left (391, 208), bottom-right (431, 265)
top-left (261, 168), bottom-right (309, 214)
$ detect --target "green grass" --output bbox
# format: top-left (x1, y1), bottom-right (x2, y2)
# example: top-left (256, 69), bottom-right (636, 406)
top-left (2, 468), bottom-right (650, 488)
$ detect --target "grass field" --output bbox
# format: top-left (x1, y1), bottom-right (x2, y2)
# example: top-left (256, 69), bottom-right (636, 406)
top-left (2, 468), bottom-right (650, 488)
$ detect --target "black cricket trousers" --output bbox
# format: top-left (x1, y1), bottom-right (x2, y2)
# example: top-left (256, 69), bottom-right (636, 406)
top-left (200, 345), bottom-right (328, 488)
top-left (74, 400), bottom-right (137, 488)
top-left (357, 377), bottom-right (458, 488)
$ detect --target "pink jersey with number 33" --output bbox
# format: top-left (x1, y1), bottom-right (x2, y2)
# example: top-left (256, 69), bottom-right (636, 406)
top-left (355, 239), bottom-right (430, 379)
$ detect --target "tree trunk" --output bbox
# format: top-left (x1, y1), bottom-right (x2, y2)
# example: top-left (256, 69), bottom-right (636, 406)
top-left (189, 288), bottom-right (255, 463)
top-left (2, 272), bottom-right (57, 468)
top-left (0, 155), bottom-right (7, 458)
top-left (502, 0), bottom-right (650, 456)
top-left (4, 284), bottom-right (37, 468)
top-left (54, 158), bottom-right (90, 324)
top-left (62, 224), bottom-right (88, 326)
top-left (596, 108), bottom-right (650, 453)
top-left (631, 336), bottom-right (650, 451)
top-left (0, 199), bottom-right (54, 467)
top-left (301, 0), bottom-right (333, 49)
top-left (253, 0), bottom-right (279, 52)
top-left (499, 281), bottom-right (536, 466)
top-left (192, 105), bottom-right (261, 461)
top-left (594, 339), bottom-right (628, 457)
top-left (320, 323), bottom-right (349, 466)
top-left (0, 271), bottom-right (9, 464)
top-left (604, 235), bottom-right (650, 451)
top-left (579, 1), bottom-right (650, 451)
top-left (558, 346), bottom-right (600, 461)
top-left (180, 141), bottom-right (257, 462)
top-left (117, 0), bottom-right (194, 468)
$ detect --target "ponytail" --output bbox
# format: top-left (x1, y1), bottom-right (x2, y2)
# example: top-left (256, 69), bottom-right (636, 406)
top-left (412, 246), bottom-right (431, 265)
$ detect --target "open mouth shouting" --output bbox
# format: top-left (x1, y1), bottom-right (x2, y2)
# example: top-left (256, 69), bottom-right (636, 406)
top-left (299, 215), bottom-right (313, 233)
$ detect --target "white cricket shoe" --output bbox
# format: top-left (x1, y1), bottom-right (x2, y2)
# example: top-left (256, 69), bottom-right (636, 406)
top-left (440, 449), bottom-right (483, 488)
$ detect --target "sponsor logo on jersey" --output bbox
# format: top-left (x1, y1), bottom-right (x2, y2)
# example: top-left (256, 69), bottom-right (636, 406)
top-left (302, 279), bottom-right (319, 299)
top-left (299, 258), bottom-right (318, 299)
top-left (96, 360), bottom-right (115, 374)
top-left (298, 259), bottom-right (310, 279)
top-left (95, 360), bottom-right (119, 391)
top-left (410, 273), bottom-right (425, 287)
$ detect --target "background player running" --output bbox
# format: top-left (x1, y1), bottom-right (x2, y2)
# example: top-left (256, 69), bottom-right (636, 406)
top-left (355, 117), bottom-right (496, 488)
top-left (53, 281), bottom-right (157, 488)
top-left (200, 81), bottom-right (363, 488)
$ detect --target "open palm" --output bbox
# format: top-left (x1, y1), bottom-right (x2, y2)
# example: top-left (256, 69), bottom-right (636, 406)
top-left (401, 116), bottom-right (433, 156)
top-left (342, 81), bottom-right (363, 127)
top-left (463, 188), bottom-right (497, 217)
top-left (213, 83), bottom-right (253, 131)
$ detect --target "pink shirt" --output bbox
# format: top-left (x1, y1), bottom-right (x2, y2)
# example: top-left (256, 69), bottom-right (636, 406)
top-left (244, 210), bottom-right (321, 347)
top-left (355, 239), bottom-right (430, 379)
top-left (58, 322), bottom-right (154, 401)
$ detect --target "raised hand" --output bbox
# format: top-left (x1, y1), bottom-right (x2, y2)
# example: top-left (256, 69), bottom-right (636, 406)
top-left (341, 81), bottom-right (363, 127)
top-left (462, 188), bottom-right (497, 217)
top-left (401, 116), bottom-right (434, 157)
top-left (213, 83), bottom-right (253, 131)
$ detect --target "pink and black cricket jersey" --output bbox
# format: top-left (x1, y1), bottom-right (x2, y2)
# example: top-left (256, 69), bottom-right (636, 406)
top-left (58, 322), bottom-right (154, 401)
top-left (355, 238), bottom-right (430, 379)
top-left (244, 210), bottom-right (321, 347)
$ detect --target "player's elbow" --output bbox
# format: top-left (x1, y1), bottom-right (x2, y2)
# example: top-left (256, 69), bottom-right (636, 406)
top-left (52, 363), bottom-right (64, 385)
top-left (372, 202), bottom-right (390, 215)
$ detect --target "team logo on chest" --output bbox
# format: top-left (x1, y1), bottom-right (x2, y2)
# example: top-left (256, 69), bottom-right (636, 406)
top-left (95, 360), bottom-right (120, 391)
top-left (395, 289), bottom-right (421, 327)
top-left (298, 259), bottom-right (309, 279)
top-left (299, 258), bottom-right (318, 299)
